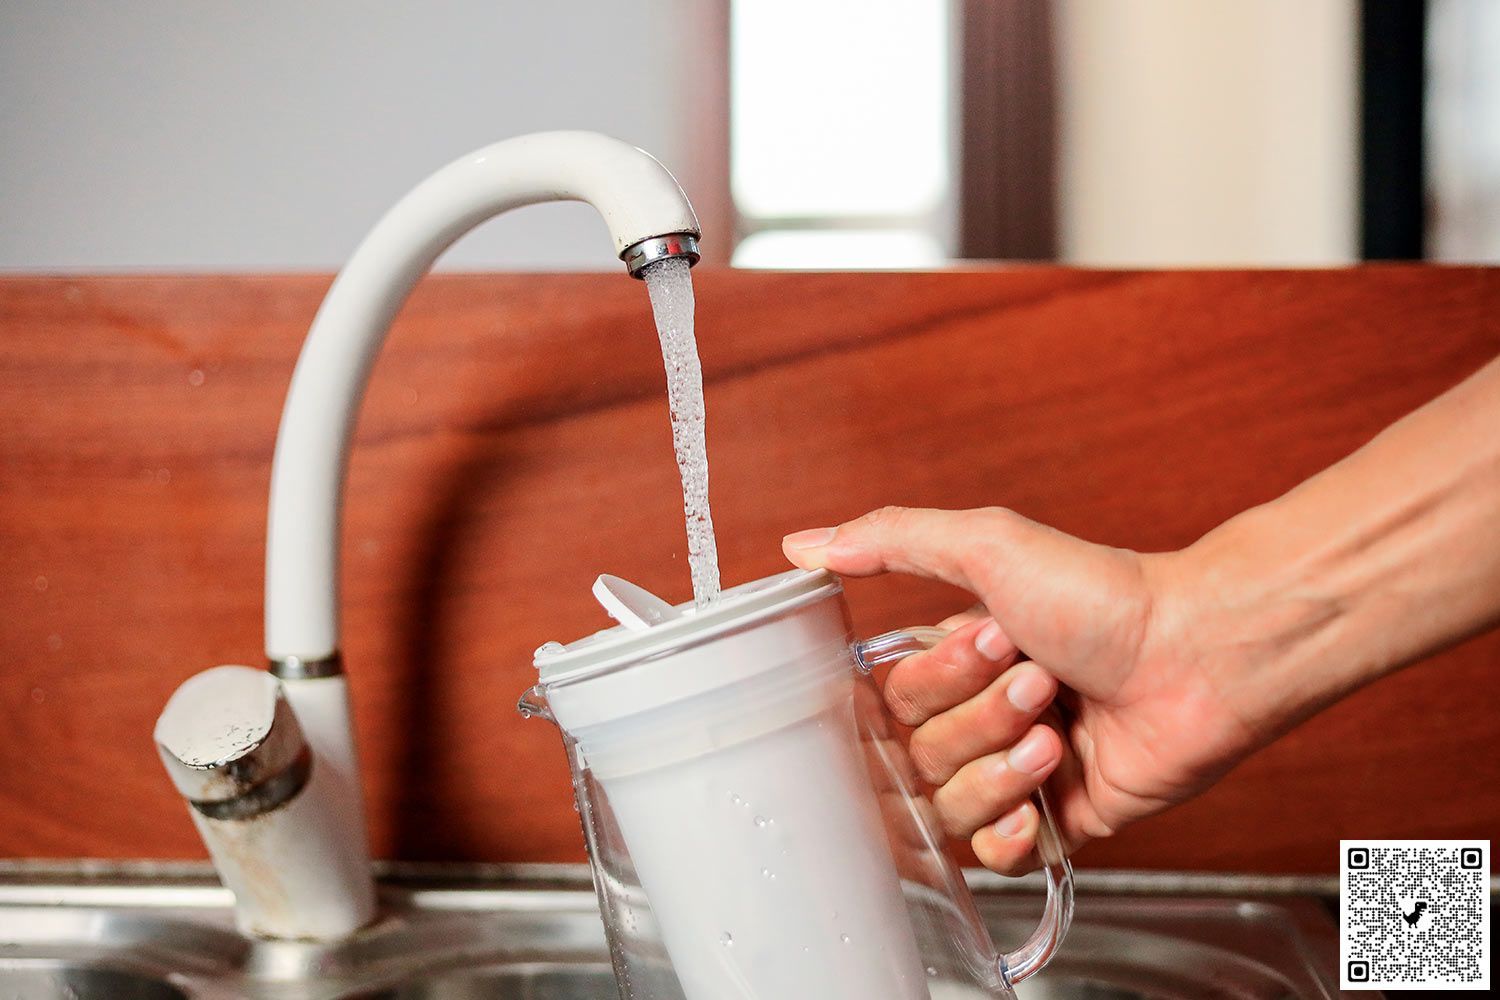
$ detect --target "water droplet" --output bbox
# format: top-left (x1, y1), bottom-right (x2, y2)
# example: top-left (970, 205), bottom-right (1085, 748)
top-left (754, 815), bottom-right (770, 828)
top-left (33, 576), bottom-right (48, 592)
top-left (187, 369), bottom-right (205, 387)
top-left (926, 966), bottom-right (938, 977)
top-left (46, 634), bottom-right (62, 651)
top-left (30, 687), bottom-right (45, 703)
top-left (760, 867), bottom-right (774, 879)
top-left (720, 932), bottom-right (733, 947)
top-left (730, 793), bottom-right (743, 806)
top-left (840, 933), bottom-right (852, 944)
top-left (534, 641), bottom-right (566, 657)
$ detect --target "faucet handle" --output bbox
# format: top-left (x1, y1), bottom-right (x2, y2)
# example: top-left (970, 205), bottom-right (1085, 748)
top-left (155, 665), bottom-right (375, 940)
top-left (155, 665), bottom-right (310, 821)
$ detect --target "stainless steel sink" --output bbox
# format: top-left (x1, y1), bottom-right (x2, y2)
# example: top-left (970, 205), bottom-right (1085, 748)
top-left (0, 862), bottom-right (1366, 999)
top-left (0, 963), bottom-right (191, 1000)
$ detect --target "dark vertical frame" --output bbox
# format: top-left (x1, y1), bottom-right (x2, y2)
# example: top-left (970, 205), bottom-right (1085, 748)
top-left (957, 0), bottom-right (1058, 260)
top-left (1360, 0), bottom-right (1428, 259)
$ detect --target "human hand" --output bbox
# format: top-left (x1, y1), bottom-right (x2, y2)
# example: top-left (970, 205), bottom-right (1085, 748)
top-left (783, 507), bottom-right (1260, 874)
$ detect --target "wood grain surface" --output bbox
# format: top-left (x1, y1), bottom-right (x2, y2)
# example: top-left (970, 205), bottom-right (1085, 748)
top-left (2, 267), bottom-right (1497, 872)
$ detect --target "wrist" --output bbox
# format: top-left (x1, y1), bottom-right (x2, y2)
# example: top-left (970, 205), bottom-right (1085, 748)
top-left (1161, 502), bottom-right (1376, 746)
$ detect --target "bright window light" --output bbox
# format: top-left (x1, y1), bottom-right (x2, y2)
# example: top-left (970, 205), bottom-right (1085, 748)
top-left (730, 1), bottom-right (952, 220)
top-left (732, 229), bottom-right (945, 270)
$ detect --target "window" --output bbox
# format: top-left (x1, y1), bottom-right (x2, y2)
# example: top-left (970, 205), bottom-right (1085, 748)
top-left (729, 1), bottom-right (955, 268)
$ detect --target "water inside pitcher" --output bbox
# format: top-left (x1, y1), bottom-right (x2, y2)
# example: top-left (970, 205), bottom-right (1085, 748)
top-left (521, 568), bottom-right (1073, 999)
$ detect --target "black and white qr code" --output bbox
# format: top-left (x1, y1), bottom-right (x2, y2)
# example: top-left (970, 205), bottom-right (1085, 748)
top-left (1341, 839), bottom-right (1490, 990)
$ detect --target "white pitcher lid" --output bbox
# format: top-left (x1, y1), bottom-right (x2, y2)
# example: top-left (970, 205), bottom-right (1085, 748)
top-left (533, 568), bottom-right (840, 685)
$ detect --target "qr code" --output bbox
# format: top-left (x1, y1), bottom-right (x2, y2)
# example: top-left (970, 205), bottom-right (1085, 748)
top-left (1341, 840), bottom-right (1490, 990)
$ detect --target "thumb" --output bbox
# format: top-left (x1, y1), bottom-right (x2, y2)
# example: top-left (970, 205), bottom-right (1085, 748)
top-left (782, 506), bottom-right (1014, 593)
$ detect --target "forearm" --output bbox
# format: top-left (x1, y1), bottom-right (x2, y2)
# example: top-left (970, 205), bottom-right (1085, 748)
top-left (1173, 357), bottom-right (1500, 737)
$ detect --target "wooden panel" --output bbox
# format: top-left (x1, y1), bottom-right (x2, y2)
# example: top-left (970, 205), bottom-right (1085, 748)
top-left (2, 268), bottom-right (1497, 872)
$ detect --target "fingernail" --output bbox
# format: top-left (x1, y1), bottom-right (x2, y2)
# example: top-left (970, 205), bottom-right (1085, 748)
top-left (1008, 729), bottom-right (1055, 775)
top-left (1006, 668), bottom-right (1052, 714)
top-left (783, 527), bottom-right (836, 550)
top-left (975, 619), bottom-right (1008, 661)
top-left (994, 806), bottom-right (1029, 838)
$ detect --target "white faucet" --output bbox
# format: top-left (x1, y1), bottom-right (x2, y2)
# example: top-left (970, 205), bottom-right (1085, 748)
top-left (157, 131), bottom-right (701, 941)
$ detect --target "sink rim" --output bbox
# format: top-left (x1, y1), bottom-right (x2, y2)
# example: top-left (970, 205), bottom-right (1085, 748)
top-left (0, 859), bottom-right (1362, 911)
top-left (0, 862), bottom-right (1376, 999)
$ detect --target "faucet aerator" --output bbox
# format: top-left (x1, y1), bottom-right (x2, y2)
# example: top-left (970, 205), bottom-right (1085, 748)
top-left (623, 232), bottom-right (701, 278)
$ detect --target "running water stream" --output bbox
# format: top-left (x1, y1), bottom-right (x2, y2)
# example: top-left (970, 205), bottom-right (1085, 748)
top-left (642, 257), bottom-right (721, 608)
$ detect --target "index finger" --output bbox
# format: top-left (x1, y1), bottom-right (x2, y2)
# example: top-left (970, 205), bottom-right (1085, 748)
top-left (783, 506), bottom-right (1006, 594)
top-left (883, 617), bottom-right (1020, 727)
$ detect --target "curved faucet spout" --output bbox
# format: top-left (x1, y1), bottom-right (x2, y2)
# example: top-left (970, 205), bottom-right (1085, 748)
top-left (252, 133), bottom-right (698, 938)
top-left (266, 131), bottom-right (700, 664)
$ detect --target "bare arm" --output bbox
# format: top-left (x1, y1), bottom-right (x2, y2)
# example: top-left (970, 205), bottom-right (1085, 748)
top-left (1179, 356), bottom-right (1500, 741)
top-left (782, 357), bottom-right (1500, 871)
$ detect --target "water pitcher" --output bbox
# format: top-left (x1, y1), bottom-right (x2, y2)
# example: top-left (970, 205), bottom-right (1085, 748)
top-left (520, 568), bottom-right (1073, 999)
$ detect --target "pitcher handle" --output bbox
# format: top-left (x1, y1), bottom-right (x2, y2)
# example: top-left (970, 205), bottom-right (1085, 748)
top-left (855, 628), bottom-right (1074, 987)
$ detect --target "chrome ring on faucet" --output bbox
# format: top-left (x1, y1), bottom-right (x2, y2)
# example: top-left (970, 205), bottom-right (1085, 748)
top-left (621, 233), bottom-right (701, 278)
top-left (270, 652), bottom-right (344, 680)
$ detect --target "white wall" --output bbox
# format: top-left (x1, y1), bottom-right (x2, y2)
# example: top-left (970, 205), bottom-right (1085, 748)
top-left (1055, 0), bottom-right (1359, 266)
top-left (1428, 0), bottom-right (1500, 262)
top-left (0, 2), bottom-right (699, 271)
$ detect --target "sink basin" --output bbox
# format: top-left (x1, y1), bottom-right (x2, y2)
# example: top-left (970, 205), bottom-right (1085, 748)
top-left (358, 964), bottom-right (614, 998)
top-left (0, 863), bottom-right (1364, 999)
top-left (350, 966), bottom-right (1141, 998)
top-left (0, 961), bottom-right (190, 1000)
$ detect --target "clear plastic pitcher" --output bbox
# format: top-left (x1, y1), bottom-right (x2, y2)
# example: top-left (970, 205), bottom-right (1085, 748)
top-left (520, 569), bottom-right (1073, 1000)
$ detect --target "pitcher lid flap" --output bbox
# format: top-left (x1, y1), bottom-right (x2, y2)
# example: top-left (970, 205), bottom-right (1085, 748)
top-left (533, 568), bottom-right (840, 684)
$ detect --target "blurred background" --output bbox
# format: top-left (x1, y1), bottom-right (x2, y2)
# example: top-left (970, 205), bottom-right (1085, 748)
top-left (1, 0), bottom-right (1496, 272)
